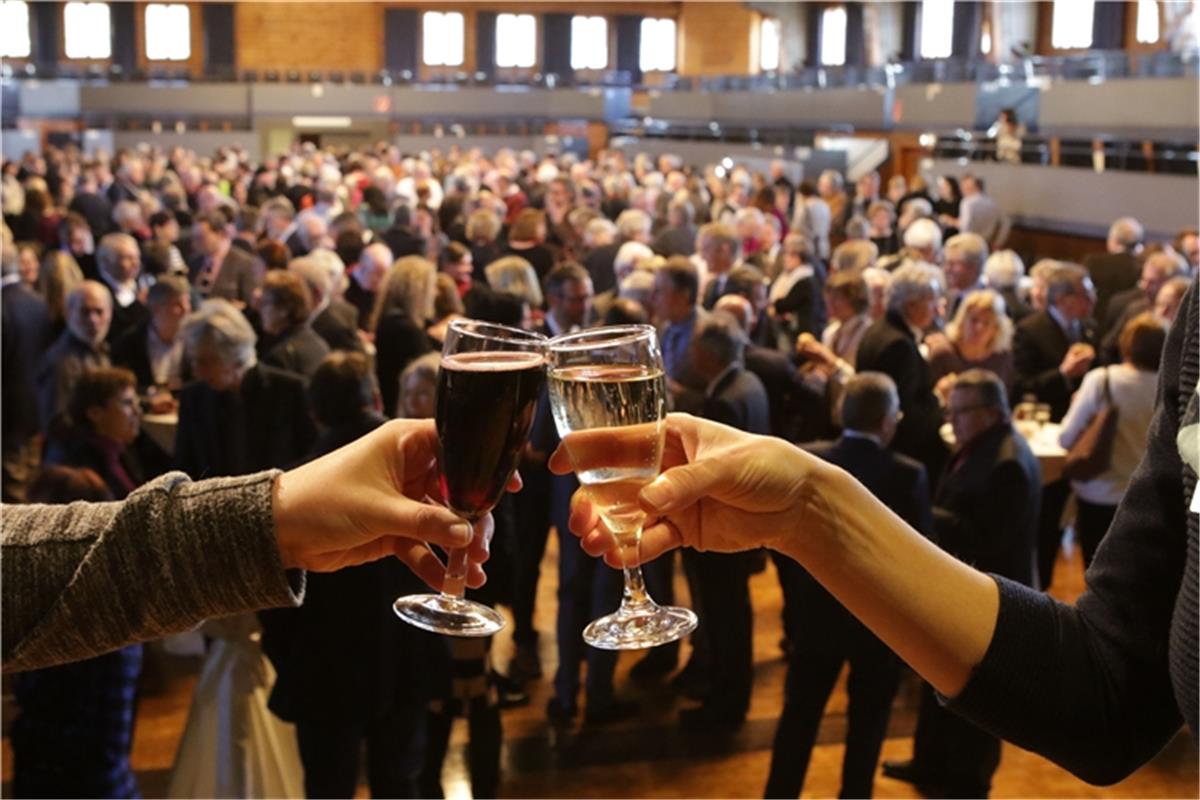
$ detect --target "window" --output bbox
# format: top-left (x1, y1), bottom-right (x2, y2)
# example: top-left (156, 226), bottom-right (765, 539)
top-left (496, 13), bottom-right (536, 68)
top-left (640, 17), bottom-right (676, 72)
top-left (760, 17), bottom-right (780, 71)
top-left (820, 6), bottom-right (847, 66)
top-left (0, 1), bottom-right (31, 58)
top-left (145, 3), bottom-right (190, 61)
top-left (1051, 0), bottom-right (1094, 49)
top-left (1136, 0), bottom-right (1160, 43)
top-left (920, 0), bottom-right (954, 58)
top-left (981, 18), bottom-right (993, 54)
top-left (570, 15), bottom-right (608, 70)
top-left (64, 1), bottom-right (111, 59)
top-left (422, 10), bottom-right (464, 66)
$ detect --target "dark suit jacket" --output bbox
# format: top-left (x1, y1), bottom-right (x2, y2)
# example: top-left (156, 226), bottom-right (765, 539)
top-left (343, 278), bottom-right (375, 331)
top-left (583, 241), bottom-right (620, 295)
top-left (375, 310), bottom-right (433, 416)
top-left (101, 288), bottom-right (150, 347)
top-left (744, 344), bottom-right (821, 442)
top-left (69, 192), bottom-right (113, 238)
top-left (35, 332), bottom-right (110, 434)
top-left (854, 310), bottom-right (947, 479)
top-left (1012, 309), bottom-right (1097, 421)
top-left (772, 268), bottom-right (827, 340)
top-left (110, 320), bottom-right (190, 391)
top-left (2, 284), bottom-right (51, 448)
top-left (652, 225), bottom-right (696, 258)
top-left (935, 423), bottom-right (1041, 586)
top-left (189, 245), bottom-right (261, 306)
top-left (1083, 251), bottom-right (1139, 335)
top-left (1100, 291), bottom-right (1150, 364)
top-left (381, 227), bottom-right (427, 260)
top-left (174, 363), bottom-right (316, 479)
top-left (259, 324), bottom-right (331, 380)
top-left (702, 366), bottom-right (771, 436)
top-left (998, 286), bottom-right (1033, 323)
top-left (312, 299), bottom-right (364, 353)
top-left (266, 411), bottom-right (436, 724)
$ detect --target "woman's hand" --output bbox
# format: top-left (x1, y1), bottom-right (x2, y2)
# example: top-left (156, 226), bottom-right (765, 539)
top-left (549, 413), bottom-right (836, 568)
top-left (272, 419), bottom-right (517, 590)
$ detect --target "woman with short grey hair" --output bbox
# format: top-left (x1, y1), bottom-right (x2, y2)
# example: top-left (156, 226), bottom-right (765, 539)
top-left (484, 255), bottom-right (544, 309)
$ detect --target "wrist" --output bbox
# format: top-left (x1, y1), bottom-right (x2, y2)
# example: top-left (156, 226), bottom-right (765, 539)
top-left (272, 471), bottom-right (301, 569)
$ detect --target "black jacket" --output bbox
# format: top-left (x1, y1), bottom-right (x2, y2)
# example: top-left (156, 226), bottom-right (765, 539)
top-left (312, 299), bottom-right (364, 353)
top-left (702, 366), bottom-right (771, 436)
top-left (259, 324), bottom-right (331, 380)
top-left (374, 310), bottom-right (433, 417)
top-left (110, 320), bottom-right (190, 391)
top-left (1012, 309), bottom-right (1097, 421)
top-left (1083, 251), bottom-right (1139, 335)
top-left (188, 246), bottom-right (261, 306)
top-left (934, 423), bottom-right (1041, 586)
top-left (174, 363), bottom-right (316, 479)
top-left (2, 284), bottom-right (51, 448)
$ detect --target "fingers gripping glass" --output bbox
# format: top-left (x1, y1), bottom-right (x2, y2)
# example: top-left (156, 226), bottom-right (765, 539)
top-left (394, 319), bottom-right (547, 637)
top-left (548, 325), bottom-right (698, 650)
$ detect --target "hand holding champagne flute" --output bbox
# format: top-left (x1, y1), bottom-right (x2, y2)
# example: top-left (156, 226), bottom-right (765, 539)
top-left (393, 319), bottom-right (547, 636)
top-left (548, 325), bottom-right (698, 649)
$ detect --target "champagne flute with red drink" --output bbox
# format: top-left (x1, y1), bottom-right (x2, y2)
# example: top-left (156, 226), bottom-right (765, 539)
top-left (393, 319), bottom-right (547, 636)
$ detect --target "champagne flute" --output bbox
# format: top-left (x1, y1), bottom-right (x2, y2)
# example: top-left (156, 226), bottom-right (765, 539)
top-left (547, 324), bottom-right (698, 650)
top-left (394, 319), bottom-right (547, 636)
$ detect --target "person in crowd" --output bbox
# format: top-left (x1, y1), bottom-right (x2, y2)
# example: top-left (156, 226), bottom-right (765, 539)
top-left (1100, 249), bottom-right (1186, 362)
top-left (10, 466), bottom-right (144, 799)
top-left (768, 232), bottom-right (825, 347)
top-left (256, 270), bottom-right (330, 380)
top-left (175, 298), bottom-right (316, 479)
top-left (2, 239), bottom-right (52, 503)
top-left (465, 207), bottom-right (504, 284)
top-left (652, 197), bottom-right (697, 258)
top-left (504, 208), bottom-right (556, 284)
top-left (111, 200), bottom-right (148, 243)
top-left (793, 180), bottom-right (832, 261)
top-left (345, 241), bottom-right (392, 332)
top-left (883, 369), bottom-right (1041, 798)
top-left (1172, 227), bottom-right (1198, 271)
top-left (439, 240), bottom-right (475, 299)
top-left (698, 222), bottom-right (740, 309)
top-left (886, 175), bottom-right (908, 207)
top-left (370, 255), bottom-right (436, 417)
top-left (39, 248), bottom-right (86, 338)
top-left (829, 238), bottom-right (878, 274)
top-left (15, 241), bottom-right (41, 289)
top-left (112, 274), bottom-right (191, 408)
top-left (854, 263), bottom-right (948, 480)
top-left (1013, 262), bottom-right (1098, 588)
top-left (593, 241), bottom-right (653, 321)
top-left (147, 210), bottom-right (188, 276)
top-left (866, 200), bottom-right (898, 257)
top-left (586, 208), bottom-right (653, 296)
top-left (59, 210), bottom-right (100, 281)
top-left (290, 251), bottom-right (363, 354)
top-left (485, 255), bottom-right (544, 314)
top-left (1026, 257), bottom-right (1060, 313)
top-left (36, 281), bottom-right (113, 433)
top-left (795, 270), bottom-right (873, 423)
top-left (259, 196), bottom-right (298, 251)
top-left (357, 185), bottom-right (393, 236)
top-left (256, 238), bottom-right (291, 272)
top-left (677, 312), bottom-right (768, 729)
top-left (849, 172), bottom-right (882, 221)
top-left (652, 255), bottom-right (708, 414)
top-left (1084, 216), bottom-right (1144, 332)
top-left (1154, 275), bottom-right (1191, 323)
top-left (265, 351), bottom-right (435, 798)
top-left (928, 288), bottom-right (1016, 398)
top-left (944, 174), bottom-right (1006, 247)
top-left (992, 108), bottom-right (1026, 163)
top-left (190, 210), bottom-right (259, 307)
top-left (1059, 313), bottom-right (1165, 567)
top-left (900, 217), bottom-right (942, 265)
top-left (943, 232), bottom-right (988, 319)
top-left (766, 372), bottom-right (932, 799)
top-left (983, 249), bottom-right (1032, 321)
top-left (95, 232), bottom-right (149, 345)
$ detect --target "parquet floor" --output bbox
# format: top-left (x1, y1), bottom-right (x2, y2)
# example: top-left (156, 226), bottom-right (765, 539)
top-left (3, 534), bottom-right (1197, 799)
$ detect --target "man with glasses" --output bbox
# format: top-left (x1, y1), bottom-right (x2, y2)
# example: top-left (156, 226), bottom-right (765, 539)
top-left (883, 368), bottom-right (1041, 799)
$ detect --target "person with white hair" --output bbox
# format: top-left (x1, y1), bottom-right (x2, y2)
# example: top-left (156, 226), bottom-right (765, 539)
top-left (346, 242), bottom-right (392, 331)
top-left (943, 232), bottom-right (989, 319)
top-left (593, 241), bottom-right (654, 321)
top-left (982, 249), bottom-right (1031, 321)
top-left (854, 262), bottom-right (948, 479)
top-left (36, 281), bottom-right (113, 433)
top-left (902, 217), bottom-right (943, 264)
top-left (95, 231), bottom-right (148, 344)
top-left (652, 196), bottom-right (697, 258)
top-left (1084, 216), bottom-right (1144, 333)
top-left (289, 251), bottom-right (362, 354)
top-left (581, 209), bottom-right (650, 297)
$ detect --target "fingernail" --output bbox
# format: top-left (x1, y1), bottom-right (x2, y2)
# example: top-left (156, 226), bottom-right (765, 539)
top-left (639, 477), bottom-right (672, 510)
top-left (450, 523), bottom-right (471, 544)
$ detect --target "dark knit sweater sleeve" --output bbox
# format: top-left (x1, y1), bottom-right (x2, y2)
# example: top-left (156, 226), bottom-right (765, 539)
top-left (2, 470), bottom-right (305, 672)
top-left (946, 279), bottom-right (1197, 785)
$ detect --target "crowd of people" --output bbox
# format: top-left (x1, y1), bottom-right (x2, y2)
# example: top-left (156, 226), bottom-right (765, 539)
top-left (2, 138), bottom-right (1197, 798)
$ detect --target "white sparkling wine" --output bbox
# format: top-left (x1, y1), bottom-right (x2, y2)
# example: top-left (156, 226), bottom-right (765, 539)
top-left (548, 364), bottom-right (666, 542)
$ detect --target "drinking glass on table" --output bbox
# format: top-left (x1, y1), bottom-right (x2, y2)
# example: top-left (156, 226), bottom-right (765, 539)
top-left (547, 324), bottom-right (698, 650)
top-left (393, 319), bottom-right (547, 637)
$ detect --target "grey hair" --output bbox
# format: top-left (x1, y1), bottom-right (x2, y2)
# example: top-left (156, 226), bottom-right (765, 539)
top-left (615, 208), bottom-right (652, 240)
top-left (944, 232), bottom-right (989, 273)
top-left (886, 262), bottom-right (942, 312)
top-left (96, 232), bottom-right (139, 276)
top-left (1108, 217), bottom-right (1144, 251)
top-left (181, 298), bottom-right (258, 368)
top-left (830, 239), bottom-right (878, 273)
top-left (584, 217), bottom-right (618, 248)
top-left (614, 241), bottom-right (654, 281)
top-left (819, 169), bottom-right (844, 191)
top-left (984, 249), bottom-right (1025, 290)
top-left (692, 310), bottom-right (746, 368)
top-left (902, 217), bottom-right (943, 254)
top-left (292, 248), bottom-right (345, 299)
top-left (618, 269), bottom-right (656, 308)
top-left (840, 371), bottom-right (900, 433)
top-left (485, 256), bottom-right (544, 308)
top-left (1045, 262), bottom-right (1090, 306)
top-left (953, 368), bottom-right (1011, 418)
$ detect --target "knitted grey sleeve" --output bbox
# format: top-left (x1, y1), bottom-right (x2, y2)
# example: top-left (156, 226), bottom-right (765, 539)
top-left (2, 469), bottom-right (305, 672)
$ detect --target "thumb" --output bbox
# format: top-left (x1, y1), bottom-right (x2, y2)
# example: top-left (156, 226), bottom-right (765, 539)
top-left (639, 459), bottom-right (725, 515)
top-left (386, 497), bottom-right (473, 549)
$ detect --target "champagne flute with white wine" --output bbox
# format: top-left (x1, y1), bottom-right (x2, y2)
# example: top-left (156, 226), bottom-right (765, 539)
top-left (548, 325), bottom-right (698, 649)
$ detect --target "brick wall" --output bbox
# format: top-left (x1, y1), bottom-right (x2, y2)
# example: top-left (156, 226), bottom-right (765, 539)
top-left (235, 3), bottom-right (384, 72)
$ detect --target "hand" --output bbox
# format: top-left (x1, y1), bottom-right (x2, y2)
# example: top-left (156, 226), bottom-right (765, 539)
top-left (145, 391), bottom-right (178, 414)
top-left (796, 334), bottom-right (835, 367)
top-left (548, 413), bottom-right (834, 568)
top-left (1059, 343), bottom-right (1096, 379)
top-left (924, 332), bottom-right (950, 353)
top-left (272, 419), bottom-right (515, 590)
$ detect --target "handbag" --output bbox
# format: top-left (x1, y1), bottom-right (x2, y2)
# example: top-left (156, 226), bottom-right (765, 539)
top-left (1062, 367), bottom-right (1120, 481)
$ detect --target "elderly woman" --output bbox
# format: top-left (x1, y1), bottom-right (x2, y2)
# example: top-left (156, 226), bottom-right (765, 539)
top-left (866, 200), bottom-right (898, 256)
top-left (928, 288), bottom-right (1016, 400)
top-left (465, 207), bottom-right (503, 283)
top-left (45, 367), bottom-right (144, 499)
top-left (983, 249), bottom-right (1031, 321)
top-left (1059, 312), bottom-right (1165, 568)
top-left (484, 255), bottom-right (544, 310)
top-left (370, 255), bottom-right (436, 418)
top-left (769, 233), bottom-right (824, 343)
top-left (257, 270), bottom-right (330, 381)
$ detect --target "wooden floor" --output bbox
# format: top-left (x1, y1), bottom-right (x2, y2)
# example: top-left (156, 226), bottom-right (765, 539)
top-left (3, 534), bottom-right (1197, 799)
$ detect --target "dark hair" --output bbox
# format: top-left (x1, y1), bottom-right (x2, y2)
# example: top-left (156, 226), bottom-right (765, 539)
top-left (604, 297), bottom-right (649, 326)
top-left (29, 465), bottom-right (113, 503)
top-left (798, 180), bottom-right (817, 197)
top-left (840, 372), bottom-right (899, 433)
top-left (309, 351), bottom-right (379, 427)
top-left (335, 229), bottom-right (365, 267)
top-left (440, 241), bottom-right (470, 271)
top-left (146, 274), bottom-right (189, 308)
top-left (726, 264), bottom-right (766, 301)
top-left (236, 206), bottom-right (260, 234)
top-left (261, 270), bottom-right (313, 326)
top-left (940, 175), bottom-right (961, 201)
top-left (68, 367), bottom-right (137, 431)
top-left (362, 185), bottom-right (389, 216)
top-left (1119, 311), bottom-right (1167, 371)
top-left (658, 255), bottom-right (700, 304)
top-left (463, 285), bottom-right (526, 327)
top-left (544, 262), bottom-right (591, 298)
top-left (149, 210), bottom-right (174, 230)
top-left (953, 369), bottom-right (1010, 417)
top-left (194, 210), bottom-right (228, 234)
top-left (257, 239), bottom-right (291, 271)
top-left (692, 311), bottom-right (745, 367)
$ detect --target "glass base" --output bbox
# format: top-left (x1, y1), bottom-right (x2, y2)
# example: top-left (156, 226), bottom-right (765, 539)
top-left (583, 603), bottom-right (698, 650)
top-left (393, 594), bottom-right (506, 637)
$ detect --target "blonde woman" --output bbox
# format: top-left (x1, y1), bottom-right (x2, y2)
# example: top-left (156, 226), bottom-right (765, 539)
top-left (370, 256), bottom-right (436, 418)
top-left (484, 255), bottom-right (544, 309)
top-left (928, 288), bottom-right (1015, 400)
top-left (38, 250), bottom-right (85, 337)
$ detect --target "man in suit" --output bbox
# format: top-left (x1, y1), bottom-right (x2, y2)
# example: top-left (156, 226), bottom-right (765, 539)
top-left (344, 242), bottom-right (392, 331)
top-left (943, 232), bottom-right (988, 320)
top-left (854, 262), bottom-right (949, 482)
top-left (95, 233), bottom-right (149, 345)
top-left (189, 211), bottom-right (260, 308)
top-left (678, 312), bottom-right (770, 730)
top-left (2, 256), bottom-right (52, 502)
top-left (111, 275), bottom-right (191, 402)
top-left (699, 222), bottom-right (740, 310)
top-left (584, 208), bottom-right (651, 296)
top-left (1012, 261), bottom-right (1096, 588)
top-left (1084, 216), bottom-right (1143, 335)
top-left (1100, 249), bottom-right (1186, 363)
top-left (289, 254), bottom-right (363, 354)
top-left (651, 197), bottom-right (697, 258)
top-left (766, 372), bottom-right (933, 799)
top-left (884, 369), bottom-right (1040, 798)
top-left (175, 298), bottom-right (315, 480)
top-left (36, 282), bottom-right (112, 434)
top-left (652, 256), bottom-right (708, 415)
top-left (381, 206), bottom-right (427, 261)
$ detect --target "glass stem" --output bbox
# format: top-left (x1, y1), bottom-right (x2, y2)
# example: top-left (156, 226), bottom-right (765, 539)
top-left (618, 533), bottom-right (654, 610)
top-left (442, 546), bottom-right (469, 599)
